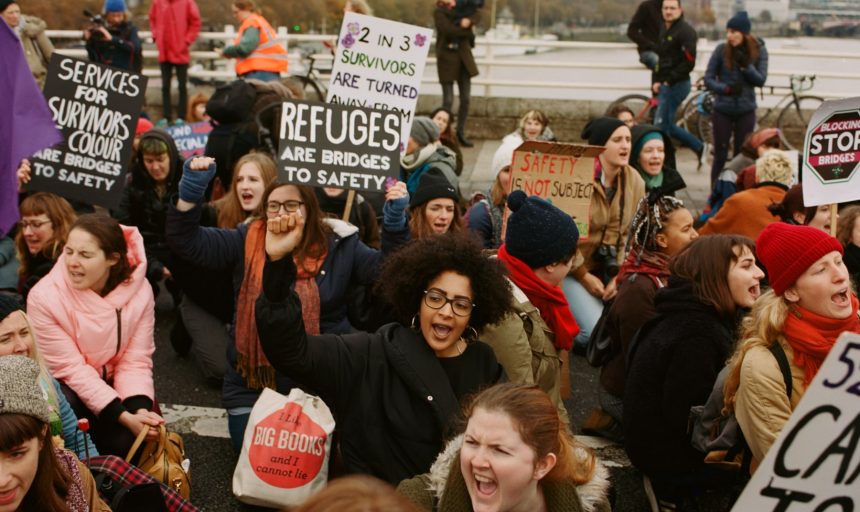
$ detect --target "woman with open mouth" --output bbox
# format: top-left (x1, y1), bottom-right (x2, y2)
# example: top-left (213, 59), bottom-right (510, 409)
top-left (723, 222), bottom-right (860, 471)
top-left (256, 229), bottom-right (512, 485)
top-left (623, 234), bottom-right (764, 509)
top-left (382, 168), bottom-right (463, 251)
top-left (397, 383), bottom-right (611, 512)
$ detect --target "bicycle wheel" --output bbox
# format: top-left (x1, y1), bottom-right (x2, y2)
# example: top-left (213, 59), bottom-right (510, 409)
top-left (295, 75), bottom-right (327, 103)
top-left (607, 94), bottom-right (653, 125)
top-left (777, 95), bottom-right (825, 151)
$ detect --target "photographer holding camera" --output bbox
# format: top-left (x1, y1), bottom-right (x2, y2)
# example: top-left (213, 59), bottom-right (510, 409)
top-left (84, 0), bottom-right (142, 72)
top-left (562, 117), bottom-right (646, 354)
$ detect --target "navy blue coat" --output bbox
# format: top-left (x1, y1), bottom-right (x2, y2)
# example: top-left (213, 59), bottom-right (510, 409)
top-left (166, 202), bottom-right (384, 409)
top-left (704, 40), bottom-right (768, 116)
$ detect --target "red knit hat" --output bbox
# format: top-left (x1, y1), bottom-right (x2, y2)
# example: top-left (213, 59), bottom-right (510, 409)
top-left (136, 117), bottom-right (154, 136)
top-left (756, 222), bottom-right (843, 296)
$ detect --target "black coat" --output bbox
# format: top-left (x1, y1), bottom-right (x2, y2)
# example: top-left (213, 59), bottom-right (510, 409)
top-left (256, 257), bottom-right (504, 484)
top-left (434, 5), bottom-right (479, 83)
top-left (627, 0), bottom-right (662, 52)
top-left (623, 277), bottom-right (737, 477)
top-left (653, 15), bottom-right (698, 85)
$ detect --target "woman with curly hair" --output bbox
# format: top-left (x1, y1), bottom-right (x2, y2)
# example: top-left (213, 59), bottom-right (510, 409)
top-left (256, 230), bottom-right (513, 484)
top-left (14, 193), bottom-right (76, 301)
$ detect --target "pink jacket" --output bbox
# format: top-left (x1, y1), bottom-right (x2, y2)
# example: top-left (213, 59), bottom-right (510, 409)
top-left (28, 225), bottom-right (155, 417)
top-left (149, 0), bottom-right (201, 64)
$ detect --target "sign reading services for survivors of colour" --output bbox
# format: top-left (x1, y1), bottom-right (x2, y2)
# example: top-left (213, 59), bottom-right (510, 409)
top-left (166, 121), bottom-right (212, 160)
top-left (28, 55), bottom-right (147, 209)
top-left (802, 96), bottom-right (860, 206)
top-left (508, 141), bottom-right (601, 241)
top-left (277, 98), bottom-right (401, 193)
top-left (732, 332), bottom-right (860, 511)
top-left (328, 12), bottom-right (433, 152)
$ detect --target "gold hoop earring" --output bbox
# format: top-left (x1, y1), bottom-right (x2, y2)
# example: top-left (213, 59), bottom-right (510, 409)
top-left (465, 326), bottom-right (479, 344)
top-left (411, 314), bottom-right (419, 330)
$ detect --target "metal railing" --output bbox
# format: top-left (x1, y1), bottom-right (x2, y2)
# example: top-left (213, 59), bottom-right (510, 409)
top-left (46, 29), bottom-right (857, 100)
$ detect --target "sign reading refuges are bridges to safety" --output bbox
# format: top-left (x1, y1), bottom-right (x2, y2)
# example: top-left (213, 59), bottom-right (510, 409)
top-left (28, 54), bottom-right (147, 209)
top-left (802, 96), bottom-right (860, 206)
top-left (508, 141), bottom-right (601, 241)
top-left (328, 12), bottom-right (433, 153)
top-left (732, 332), bottom-right (860, 511)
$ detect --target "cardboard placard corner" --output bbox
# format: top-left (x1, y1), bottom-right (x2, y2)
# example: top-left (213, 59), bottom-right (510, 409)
top-left (801, 96), bottom-right (860, 207)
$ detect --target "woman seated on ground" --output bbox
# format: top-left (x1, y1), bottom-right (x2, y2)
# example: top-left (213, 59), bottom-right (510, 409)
top-left (624, 235), bottom-right (764, 508)
top-left (502, 109), bottom-right (556, 145)
top-left (629, 124), bottom-right (685, 195)
top-left (315, 187), bottom-right (381, 249)
top-left (768, 183), bottom-right (836, 233)
top-left (431, 107), bottom-right (464, 176)
top-left (587, 193), bottom-right (697, 440)
top-left (27, 214), bottom-right (163, 457)
top-left (168, 157), bottom-right (386, 452)
top-left (837, 205), bottom-right (860, 284)
top-left (723, 223), bottom-right (859, 471)
top-left (607, 103), bottom-right (635, 128)
top-left (14, 192), bottom-right (76, 302)
top-left (382, 169), bottom-right (463, 252)
top-left (256, 232), bottom-right (512, 484)
top-left (0, 356), bottom-right (110, 511)
top-left (397, 383), bottom-right (611, 512)
top-left (465, 137), bottom-right (517, 250)
top-left (186, 92), bottom-right (210, 123)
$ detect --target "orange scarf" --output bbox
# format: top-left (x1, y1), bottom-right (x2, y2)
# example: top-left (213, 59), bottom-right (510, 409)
top-left (782, 294), bottom-right (860, 387)
top-left (235, 221), bottom-right (327, 389)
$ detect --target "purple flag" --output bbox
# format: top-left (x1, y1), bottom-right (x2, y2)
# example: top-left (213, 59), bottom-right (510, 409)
top-left (0, 21), bottom-right (62, 237)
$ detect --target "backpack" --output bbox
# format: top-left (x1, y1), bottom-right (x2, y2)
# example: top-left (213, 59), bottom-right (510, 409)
top-left (206, 80), bottom-right (256, 125)
top-left (688, 342), bottom-right (793, 474)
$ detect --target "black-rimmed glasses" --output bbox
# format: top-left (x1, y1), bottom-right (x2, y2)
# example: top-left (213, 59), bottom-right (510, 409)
top-left (423, 289), bottom-right (474, 317)
top-left (266, 200), bottom-right (304, 214)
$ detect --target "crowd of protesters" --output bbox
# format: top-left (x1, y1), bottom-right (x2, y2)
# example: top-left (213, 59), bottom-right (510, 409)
top-left (4, 0), bottom-right (860, 511)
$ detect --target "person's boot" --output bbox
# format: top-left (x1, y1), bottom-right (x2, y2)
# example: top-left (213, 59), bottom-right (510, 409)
top-left (457, 131), bottom-right (474, 148)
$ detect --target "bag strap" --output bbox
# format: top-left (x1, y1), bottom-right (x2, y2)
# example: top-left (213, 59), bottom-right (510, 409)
top-left (125, 425), bottom-right (167, 463)
top-left (769, 341), bottom-right (793, 400)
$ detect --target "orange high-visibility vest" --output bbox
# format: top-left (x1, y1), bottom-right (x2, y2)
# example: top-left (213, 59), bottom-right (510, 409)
top-left (234, 13), bottom-right (288, 76)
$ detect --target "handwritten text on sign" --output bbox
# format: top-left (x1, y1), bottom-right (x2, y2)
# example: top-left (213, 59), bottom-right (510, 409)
top-left (329, 13), bottom-right (432, 152)
top-left (166, 121), bottom-right (212, 160)
top-left (732, 332), bottom-right (860, 511)
top-left (277, 99), bottom-right (401, 192)
top-left (28, 55), bottom-right (146, 209)
top-left (509, 141), bottom-right (601, 241)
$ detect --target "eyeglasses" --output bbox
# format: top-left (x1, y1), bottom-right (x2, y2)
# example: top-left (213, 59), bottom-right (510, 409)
top-left (423, 289), bottom-right (474, 317)
top-left (266, 200), bottom-right (304, 214)
top-left (20, 219), bottom-right (52, 230)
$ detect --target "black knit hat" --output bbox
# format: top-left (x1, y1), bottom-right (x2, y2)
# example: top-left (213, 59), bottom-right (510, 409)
top-left (581, 117), bottom-right (627, 146)
top-left (409, 169), bottom-right (459, 208)
top-left (504, 190), bottom-right (579, 268)
top-left (727, 11), bottom-right (751, 35)
top-left (0, 295), bottom-right (24, 324)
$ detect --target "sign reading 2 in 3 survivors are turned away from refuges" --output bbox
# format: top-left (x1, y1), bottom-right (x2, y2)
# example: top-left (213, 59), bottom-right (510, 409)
top-left (28, 55), bottom-right (147, 209)
top-left (328, 12), bottom-right (433, 152)
top-left (732, 332), bottom-right (860, 510)
top-left (509, 141), bottom-right (601, 240)
top-left (802, 96), bottom-right (860, 206)
top-left (277, 98), bottom-right (401, 193)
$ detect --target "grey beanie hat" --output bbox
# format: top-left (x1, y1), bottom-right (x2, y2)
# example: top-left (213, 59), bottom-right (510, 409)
top-left (410, 117), bottom-right (440, 147)
top-left (0, 356), bottom-right (49, 423)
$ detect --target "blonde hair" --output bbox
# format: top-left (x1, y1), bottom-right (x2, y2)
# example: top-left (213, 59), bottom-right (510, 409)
top-left (517, 110), bottom-right (549, 140)
top-left (836, 205), bottom-right (860, 247)
top-left (2, 311), bottom-right (59, 410)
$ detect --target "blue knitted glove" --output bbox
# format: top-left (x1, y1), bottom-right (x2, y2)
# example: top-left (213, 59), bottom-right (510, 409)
top-left (383, 194), bottom-right (409, 231)
top-left (179, 157), bottom-right (216, 203)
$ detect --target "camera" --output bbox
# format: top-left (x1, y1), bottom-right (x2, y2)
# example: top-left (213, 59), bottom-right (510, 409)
top-left (83, 9), bottom-right (105, 27)
top-left (593, 245), bottom-right (620, 281)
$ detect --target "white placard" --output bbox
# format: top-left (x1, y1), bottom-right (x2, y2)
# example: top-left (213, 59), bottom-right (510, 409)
top-left (328, 12), bottom-right (433, 153)
top-left (732, 332), bottom-right (860, 510)
top-left (802, 96), bottom-right (860, 207)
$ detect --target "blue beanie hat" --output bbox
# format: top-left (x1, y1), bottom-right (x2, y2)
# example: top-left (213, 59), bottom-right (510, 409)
top-left (727, 11), bottom-right (751, 35)
top-left (504, 190), bottom-right (579, 268)
top-left (104, 0), bottom-right (127, 13)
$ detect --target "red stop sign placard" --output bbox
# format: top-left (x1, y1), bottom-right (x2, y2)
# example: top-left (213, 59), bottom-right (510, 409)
top-left (805, 109), bottom-right (860, 183)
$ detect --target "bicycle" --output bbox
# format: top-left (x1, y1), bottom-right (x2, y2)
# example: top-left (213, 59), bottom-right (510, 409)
top-left (290, 52), bottom-right (330, 103)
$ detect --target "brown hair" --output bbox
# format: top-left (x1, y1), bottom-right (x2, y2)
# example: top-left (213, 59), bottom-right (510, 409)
top-left (69, 214), bottom-right (136, 296)
top-left (186, 92), bottom-right (210, 122)
top-left (292, 474), bottom-right (418, 512)
top-left (0, 414), bottom-right (70, 511)
top-left (344, 0), bottom-right (374, 16)
top-left (740, 128), bottom-right (783, 159)
top-left (430, 107), bottom-right (456, 145)
top-left (15, 193), bottom-right (77, 278)
top-left (463, 384), bottom-right (597, 485)
top-left (837, 205), bottom-right (860, 247)
top-left (214, 152), bottom-right (278, 229)
top-left (232, 0), bottom-right (257, 12)
top-left (669, 234), bottom-right (756, 317)
top-left (723, 34), bottom-right (760, 72)
top-left (489, 169), bottom-right (508, 208)
top-left (262, 183), bottom-right (331, 265)
top-left (408, 201), bottom-right (463, 239)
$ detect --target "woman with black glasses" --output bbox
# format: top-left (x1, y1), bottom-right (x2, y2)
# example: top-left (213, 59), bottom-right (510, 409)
top-left (166, 156), bottom-right (386, 451)
top-left (256, 227), bottom-right (512, 484)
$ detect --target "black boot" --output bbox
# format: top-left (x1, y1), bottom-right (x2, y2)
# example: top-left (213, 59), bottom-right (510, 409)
top-left (457, 131), bottom-right (474, 148)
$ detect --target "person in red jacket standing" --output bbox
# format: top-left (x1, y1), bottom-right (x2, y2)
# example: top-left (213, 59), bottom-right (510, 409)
top-left (149, 0), bottom-right (201, 123)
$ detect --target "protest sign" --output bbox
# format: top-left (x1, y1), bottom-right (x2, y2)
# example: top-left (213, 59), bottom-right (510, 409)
top-left (802, 97), bottom-right (860, 206)
top-left (28, 55), bottom-right (147, 209)
top-left (328, 12), bottom-right (432, 152)
top-left (277, 98), bottom-right (401, 193)
top-left (731, 332), bottom-right (860, 511)
top-left (507, 141), bottom-right (601, 240)
top-left (166, 121), bottom-right (212, 160)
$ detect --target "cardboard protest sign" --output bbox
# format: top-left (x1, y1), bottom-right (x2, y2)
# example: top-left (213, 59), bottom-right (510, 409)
top-left (802, 97), bottom-right (860, 206)
top-left (507, 141), bottom-right (601, 240)
top-left (329, 12), bottom-right (432, 152)
top-left (731, 332), bottom-right (860, 511)
top-left (166, 121), bottom-right (212, 160)
top-left (277, 98), bottom-right (401, 193)
top-left (28, 55), bottom-right (147, 209)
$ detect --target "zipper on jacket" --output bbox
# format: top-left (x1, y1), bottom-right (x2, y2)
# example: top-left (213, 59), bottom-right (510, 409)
top-left (116, 309), bottom-right (122, 356)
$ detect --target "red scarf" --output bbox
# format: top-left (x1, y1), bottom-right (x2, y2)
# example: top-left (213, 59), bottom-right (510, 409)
top-left (782, 294), bottom-right (860, 387)
top-left (497, 244), bottom-right (580, 350)
top-left (615, 248), bottom-right (670, 285)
